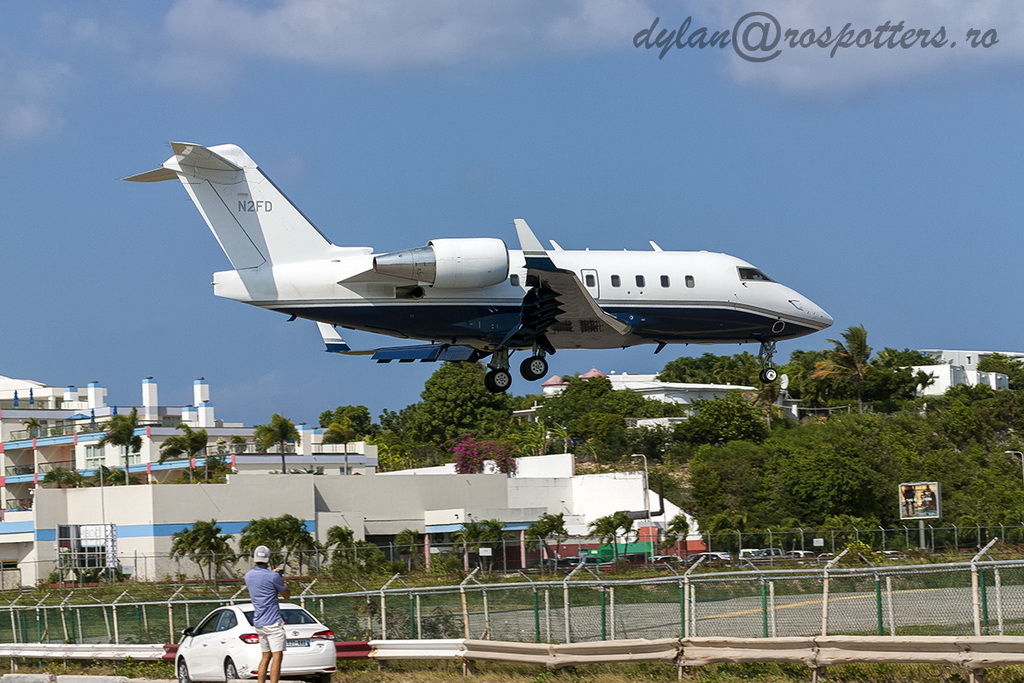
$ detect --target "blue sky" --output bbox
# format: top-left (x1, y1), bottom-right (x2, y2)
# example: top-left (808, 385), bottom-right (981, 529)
top-left (1, 1), bottom-right (1022, 426)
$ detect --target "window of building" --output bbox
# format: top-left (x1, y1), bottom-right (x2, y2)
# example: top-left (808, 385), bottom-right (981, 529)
top-left (85, 445), bottom-right (104, 469)
top-left (611, 275), bottom-right (621, 287)
top-left (685, 275), bottom-right (695, 288)
top-left (660, 275), bottom-right (670, 287)
top-left (635, 275), bottom-right (645, 288)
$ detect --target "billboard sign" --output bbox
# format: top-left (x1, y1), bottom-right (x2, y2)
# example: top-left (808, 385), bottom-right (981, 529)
top-left (899, 482), bottom-right (941, 520)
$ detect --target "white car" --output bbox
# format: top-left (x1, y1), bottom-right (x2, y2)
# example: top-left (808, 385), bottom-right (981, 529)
top-left (176, 603), bottom-right (336, 683)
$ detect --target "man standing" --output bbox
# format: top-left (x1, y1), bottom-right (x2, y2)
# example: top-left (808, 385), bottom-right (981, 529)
top-left (244, 546), bottom-right (291, 683)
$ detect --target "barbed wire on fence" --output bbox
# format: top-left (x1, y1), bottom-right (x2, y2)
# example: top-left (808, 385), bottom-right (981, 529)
top-left (3, 558), bottom-right (1024, 646)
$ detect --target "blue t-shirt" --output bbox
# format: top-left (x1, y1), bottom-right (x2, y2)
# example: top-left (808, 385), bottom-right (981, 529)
top-left (244, 565), bottom-right (286, 627)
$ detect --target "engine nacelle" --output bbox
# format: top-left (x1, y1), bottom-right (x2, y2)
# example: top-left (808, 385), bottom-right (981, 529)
top-left (373, 238), bottom-right (510, 289)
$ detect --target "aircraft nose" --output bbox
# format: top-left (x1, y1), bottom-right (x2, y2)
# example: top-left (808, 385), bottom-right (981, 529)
top-left (787, 295), bottom-right (832, 330)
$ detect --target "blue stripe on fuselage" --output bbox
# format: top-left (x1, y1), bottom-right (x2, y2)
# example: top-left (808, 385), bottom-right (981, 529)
top-left (275, 303), bottom-right (818, 347)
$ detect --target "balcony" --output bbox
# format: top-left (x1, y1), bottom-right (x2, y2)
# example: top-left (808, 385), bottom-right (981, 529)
top-left (4, 465), bottom-right (33, 476)
top-left (37, 460), bottom-right (75, 474)
top-left (7, 423), bottom-right (105, 442)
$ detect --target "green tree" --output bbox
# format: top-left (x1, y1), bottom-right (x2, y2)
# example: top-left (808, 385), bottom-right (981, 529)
top-left (394, 528), bottom-right (421, 570)
top-left (536, 376), bottom-right (669, 443)
top-left (322, 423), bottom-right (358, 474)
top-left (170, 519), bottom-right (234, 584)
top-left (675, 391), bottom-right (768, 445)
top-left (810, 325), bottom-right (873, 412)
top-left (23, 417), bottom-right (45, 438)
top-left (454, 520), bottom-right (487, 570)
top-left (99, 407), bottom-right (142, 485)
top-left (408, 363), bottom-right (513, 446)
top-left (662, 513), bottom-right (693, 551)
top-left (159, 423), bottom-right (209, 481)
top-left (979, 353), bottom-right (1024, 390)
top-left (525, 512), bottom-right (569, 561)
top-left (41, 467), bottom-right (88, 488)
top-left (658, 352), bottom-right (762, 385)
top-left (587, 511), bottom-right (634, 560)
top-left (253, 414), bottom-right (300, 474)
top-left (239, 514), bottom-right (316, 573)
top-left (318, 405), bottom-right (374, 436)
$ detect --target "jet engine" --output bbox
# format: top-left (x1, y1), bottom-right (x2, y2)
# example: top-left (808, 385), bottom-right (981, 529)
top-left (373, 238), bottom-right (510, 289)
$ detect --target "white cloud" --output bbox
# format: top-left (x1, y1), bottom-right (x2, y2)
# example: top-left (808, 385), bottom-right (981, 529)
top-left (156, 0), bottom-right (651, 76)
top-left (684, 0), bottom-right (1024, 96)
top-left (0, 59), bottom-right (73, 143)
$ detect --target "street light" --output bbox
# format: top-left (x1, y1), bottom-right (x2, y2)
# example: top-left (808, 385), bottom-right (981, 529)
top-left (1005, 450), bottom-right (1024, 490)
top-left (631, 454), bottom-right (651, 562)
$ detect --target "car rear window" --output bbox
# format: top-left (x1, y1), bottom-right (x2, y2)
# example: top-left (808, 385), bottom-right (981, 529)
top-left (242, 608), bottom-right (318, 626)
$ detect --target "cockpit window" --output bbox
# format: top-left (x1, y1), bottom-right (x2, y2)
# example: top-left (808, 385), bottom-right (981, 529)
top-left (738, 267), bottom-right (773, 282)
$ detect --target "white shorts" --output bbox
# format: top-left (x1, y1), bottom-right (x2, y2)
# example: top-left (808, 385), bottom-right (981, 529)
top-left (256, 621), bottom-right (286, 652)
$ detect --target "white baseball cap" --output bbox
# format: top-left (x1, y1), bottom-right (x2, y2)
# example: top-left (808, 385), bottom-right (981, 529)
top-left (253, 545), bottom-right (272, 563)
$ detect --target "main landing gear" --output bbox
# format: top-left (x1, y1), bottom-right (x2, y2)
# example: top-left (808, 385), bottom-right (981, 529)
top-left (484, 348), bottom-right (549, 393)
top-left (758, 339), bottom-right (778, 384)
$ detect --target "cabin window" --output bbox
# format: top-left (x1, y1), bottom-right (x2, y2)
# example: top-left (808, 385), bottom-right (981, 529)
top-left (510, 274), bottom-right (520, 286)
top-left (738, 267), bottom-right (773, 282)
top-left (611, 275), bottom-right (621, 287)
top-left (635, 275), bottom-right (645, 288)
top-left (585, 273), bottom-right (596, 288)
top-left (685, 275), bottom-right (695, 288)
top-left (660, 275), bottom-right (670, 288)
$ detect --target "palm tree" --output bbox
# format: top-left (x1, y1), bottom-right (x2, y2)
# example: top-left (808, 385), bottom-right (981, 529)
top-left (478, 519), bottom-right (508, 572)
top-left (394, 528), bottom-right (421, 570)
top-left (99, 407), bottom-right (141, 485)
top-left (240, 514), bottom-right (316, 573)
top-left (160, 423), bottom-right (209, 481)
top-left (170, 519), bottom-right (234, 584)
top-left (322, 423), bottom-right (357, 475)
top-left (41, 467), bottom-right (88, 489)
top-left (454, 520), bottom-right (487, 571)
top-left (588, 511), bottom-right (634, 561)
top-left (23, 417), bottom-right (45, 438)
top-left (811, 324), bottom-right (872, 412)
top-left (662, 513), bottom-right (693, 556)
top-left (525, 512), bottom-right (568, 560)
top-left (253, 414), bottom-right (300, 474)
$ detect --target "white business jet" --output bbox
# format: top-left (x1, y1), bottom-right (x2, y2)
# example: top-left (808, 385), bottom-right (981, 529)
top-left (127, 143), bottom-right (832, 393)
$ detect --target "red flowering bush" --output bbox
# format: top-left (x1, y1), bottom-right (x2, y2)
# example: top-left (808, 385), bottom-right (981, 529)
top-left (449, 435), bottom-right (517, 475)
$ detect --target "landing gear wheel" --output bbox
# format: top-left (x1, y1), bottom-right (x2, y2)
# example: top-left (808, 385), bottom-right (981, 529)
top-left (759, 367), bottom-right (778, 383)
top-left (520, 355), bottom-right (548, 381)
top-left (484, 369), bottom-right (513, 393)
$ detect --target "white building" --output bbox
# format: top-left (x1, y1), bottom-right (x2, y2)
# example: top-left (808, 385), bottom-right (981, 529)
top-left (0, 374), bottom-right (376, 510)
top-left (912, 350), bottom-right (1015, 396)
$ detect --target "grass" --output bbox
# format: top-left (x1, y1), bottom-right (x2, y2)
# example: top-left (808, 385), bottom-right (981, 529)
top-left (15, 659), bottom-right (1024, 683)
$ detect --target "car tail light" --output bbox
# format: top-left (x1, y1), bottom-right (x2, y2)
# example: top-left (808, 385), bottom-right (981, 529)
top-left (311, 630), bottom-right (334, 640)
top-left (239, 633), bottom-right (260, 644)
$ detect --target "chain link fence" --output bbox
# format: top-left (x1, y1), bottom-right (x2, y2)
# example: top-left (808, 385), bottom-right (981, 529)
top-left (3, 558), bottom-right (1024, 645)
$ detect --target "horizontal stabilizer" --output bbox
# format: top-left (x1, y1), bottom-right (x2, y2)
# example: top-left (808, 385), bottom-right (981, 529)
top-left (123, 167), bottom-right (178, 183)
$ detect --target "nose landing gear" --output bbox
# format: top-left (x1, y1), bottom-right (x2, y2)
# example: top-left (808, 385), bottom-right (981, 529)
top-left (758, 339), bottom-right (778, 384)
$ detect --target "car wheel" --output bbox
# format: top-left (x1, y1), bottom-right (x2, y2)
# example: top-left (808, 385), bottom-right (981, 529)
top-left (225, 658), bottom-right (239, 681)
top-left (177, 659), bottom-right (192, 683)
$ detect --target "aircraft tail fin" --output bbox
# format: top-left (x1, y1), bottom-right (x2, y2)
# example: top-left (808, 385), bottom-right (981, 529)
top-left (125, 142), bottom-right (333, 269)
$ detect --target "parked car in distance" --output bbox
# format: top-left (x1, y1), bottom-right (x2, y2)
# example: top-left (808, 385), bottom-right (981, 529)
top-left (876, 550), bottom-right (907, 560)
top-left (684, 552), bottom-right (731, 565)
top-left (784, 550), bottom-right (816, 560)
top-left (651, 555), bottom-right (683, 565)
top-left (176, 603), bottom-right (336, 683)
top-left (750, 548), bottom-right (785, 559)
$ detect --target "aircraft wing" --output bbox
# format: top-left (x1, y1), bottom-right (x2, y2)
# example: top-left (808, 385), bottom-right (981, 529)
top-left (508, 219), bottom-right (631, 350)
